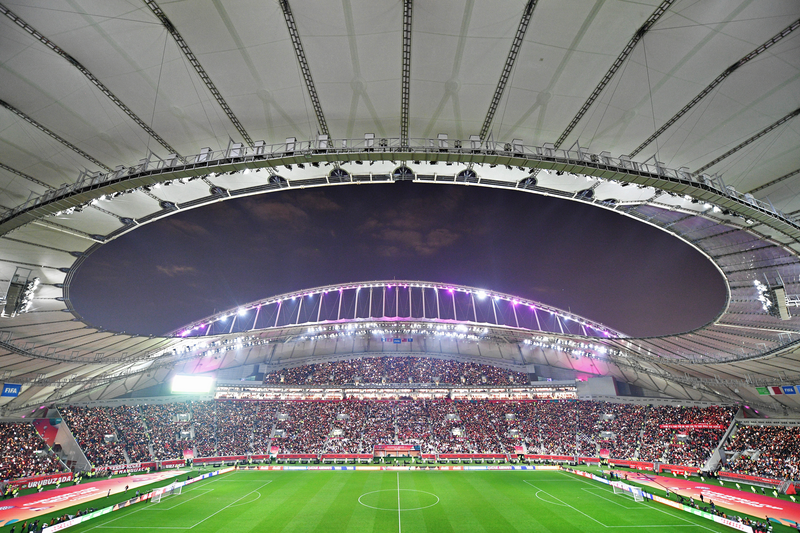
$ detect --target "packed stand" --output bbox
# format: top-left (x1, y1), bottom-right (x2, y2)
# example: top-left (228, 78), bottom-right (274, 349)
top-left (139, 403), bottom-right (192, 460)
top-left (215, 401), bottom-right (259, 456)
top-left (190, 401), bottom-right (217, 457)
top-left (106, 406), bottom-right (151, 463)
top-left (60, 406), bottom-right (128, 467)
top-left (395, 401), bottom-right (432, 446)
top-left (639, 405), bottom-right (734, 466)
top-left (324, 400), bottom-right (395, 453)
top-left (724, 424), bottom-right (800, 480)
top-left (264, 357), bottom-right (528, 386)
top-left (272, 401), bottom-right (338, 454)
top-left (575, 401), bottom-right (647, 459)
top-left (57, 399), bottom-right (737, 469)
top-left (253, 402), bottom-right (277, 454)
top-left (427, 400), bottom-right (470, 453)
top-left (0, 422), bottom-right (64, 480)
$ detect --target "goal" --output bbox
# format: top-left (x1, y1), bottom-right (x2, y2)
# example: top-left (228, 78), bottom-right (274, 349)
top-left (151, 483), bottom-right (182, 504)
top-left (612, 483), bottom-right (644, 502)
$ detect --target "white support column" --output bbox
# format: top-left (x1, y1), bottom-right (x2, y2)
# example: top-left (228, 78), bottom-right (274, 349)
top-left (317, 293), bottom-right (323, 322)
top-left (408, 286), bottom-right (412, 317)
top-left (369, 287), bottom-right (373, 319)
top-left (533, 307), bottom-right (541, 331)
top-left (422, 287), bottom-right (426, 318)
top-left (471, 292), bottom-right (477, 322)
top-left (354, 288), bottom-right (359, 319)
top-left (513, 304), bottom-right (519, 328)
top-left (251, 306), bottom-right (261, 331)
top-left (296, 296), bottom-right (303, 325)
top-left (275, 301), bottom-right (282, 327)
top-left (435, 288), bottom-right (440, 319)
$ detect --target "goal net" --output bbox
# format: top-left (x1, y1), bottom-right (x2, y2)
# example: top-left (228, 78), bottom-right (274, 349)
top-left (612, 482), bottom-right (644, 502)
top-left (151, 483), bottom-right (182, 504)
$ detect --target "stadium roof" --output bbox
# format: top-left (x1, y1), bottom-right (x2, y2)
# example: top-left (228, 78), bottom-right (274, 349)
top-left (1, 0), bottom-right (800, 414)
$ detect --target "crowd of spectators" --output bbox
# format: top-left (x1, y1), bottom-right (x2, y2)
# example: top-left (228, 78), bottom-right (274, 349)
top-left (139, 403), bottom-right (192, 460)
top-left (253, 403), bottom-right (277, 454)
top-left (56, 400), bottom-right (740, 475)
top-left (215, 402), bottom-right (259, 456)
top-left (0, 422), bottom-right (64, 480)
top-left (273, 401), bottom-right (338, 454)
top-left (107, 406), bottom-right (150, 463)
top-left (724, 424), bottom-right (800, 480)
top-left (190, 401), bottom-right (217, 458)
top-left (264, 357), bottom-right (528, 386)
top-left (638, 405), bottom-right (735, 467)
top-left (60, 406), bottom-right (129, 467)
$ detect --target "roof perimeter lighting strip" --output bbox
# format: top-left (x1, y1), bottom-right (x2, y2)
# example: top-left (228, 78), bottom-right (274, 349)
top-left (694, 107), bottom-right (800, 176)
top-left (0, 162), bottom-right (53, 190)
top-left (279, 0), bottom-right (329, 137)
top-left (400, 0), bottom-right (413, 147)
top-left (0, 99), bottom-right (111, 172)
top-left (0, 4), bottom-right (179, 158)
top-left (478, 0), bottom-right (538, 141)
top-left (630, 18), bottom-right (800, 158)
top-left (143, 0), bottom-right (254, 147)
top-left (747, 167), bottom-right (800, 195)
top-left (553, 0), bottom-right (675, 149)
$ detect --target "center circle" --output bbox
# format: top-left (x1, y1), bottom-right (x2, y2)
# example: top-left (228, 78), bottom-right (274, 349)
top-left (358, 489), bottom-right (440, 511)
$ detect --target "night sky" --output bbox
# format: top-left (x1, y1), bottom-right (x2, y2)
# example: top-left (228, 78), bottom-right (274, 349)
top-left (69, 183), bottom-right (726, 338)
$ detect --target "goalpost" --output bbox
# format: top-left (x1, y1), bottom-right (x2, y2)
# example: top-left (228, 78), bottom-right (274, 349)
top-left (612, 482), bottom-right (644, 502)
top-left (151, 483), bottom-right (183, 504)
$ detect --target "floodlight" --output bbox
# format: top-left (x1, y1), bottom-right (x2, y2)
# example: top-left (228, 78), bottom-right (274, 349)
top-left (171, 375), bottom-right (213, 394)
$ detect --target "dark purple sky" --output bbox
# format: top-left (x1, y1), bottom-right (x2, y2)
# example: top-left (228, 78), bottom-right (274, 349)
top-left (70, 183), bottom-right (726, 337)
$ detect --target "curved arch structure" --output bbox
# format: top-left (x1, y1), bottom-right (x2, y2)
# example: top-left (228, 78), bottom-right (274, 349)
top-left (1, 2), bottom-right (800, 416)
top-left (171, 280), bottom-right (625, 340)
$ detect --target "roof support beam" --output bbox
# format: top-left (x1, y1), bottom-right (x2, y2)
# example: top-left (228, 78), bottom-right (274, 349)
top-left (400, 0), bottom-right (413, 146)
top-left (0, 162), bottom-right (53, 190)
top-left (142, 0), bottom-right (254, 147)
top-left (0, 99), bottom-right (111, 172)
top-left (630, 18), bottom-right (800, 158)
top-left (694, 107), bottom-right (800, 175)
top-left (0, 4), bottom-right (179, 158)
top-left (479, 0), bottom-right (538, 141)
top-left (747, 167), bottom-right (800, 195)
top-left (554, 0), bottom-right (674, 148)
top-left (279, 0), bottom-right (329, 137)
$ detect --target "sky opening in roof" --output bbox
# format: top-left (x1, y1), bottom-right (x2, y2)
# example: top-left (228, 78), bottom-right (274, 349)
top-left (69, 182), bottom-right (726, 337)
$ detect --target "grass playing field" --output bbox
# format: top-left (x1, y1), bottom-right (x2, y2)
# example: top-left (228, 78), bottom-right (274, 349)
top-left (62, 468), bottom-right (742, 533)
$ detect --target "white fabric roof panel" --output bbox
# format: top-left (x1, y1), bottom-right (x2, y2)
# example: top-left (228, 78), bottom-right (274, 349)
top-left (50, 208), bottom-right (124, 236)
top-left (8, 224), bottom-right (96, 253)
top-left (0, 236), bottom-right (76, 268)
top-left (502, 0), bottom-right (657, 144)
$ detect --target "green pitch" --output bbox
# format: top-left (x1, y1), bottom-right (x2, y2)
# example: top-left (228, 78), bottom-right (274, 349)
top-left (66, 469), bottom-right (735, 532)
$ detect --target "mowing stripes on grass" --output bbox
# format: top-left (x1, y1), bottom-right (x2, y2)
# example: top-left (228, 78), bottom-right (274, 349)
top-left (66, 470), bottom-right (735, 533)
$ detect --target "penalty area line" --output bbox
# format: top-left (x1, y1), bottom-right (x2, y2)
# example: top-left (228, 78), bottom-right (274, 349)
top-left (557, 472), bottom-right (719, 532)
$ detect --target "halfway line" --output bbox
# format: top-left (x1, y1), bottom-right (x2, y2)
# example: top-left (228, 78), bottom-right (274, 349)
top-left (397, 471), bottom-right (402, 533)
